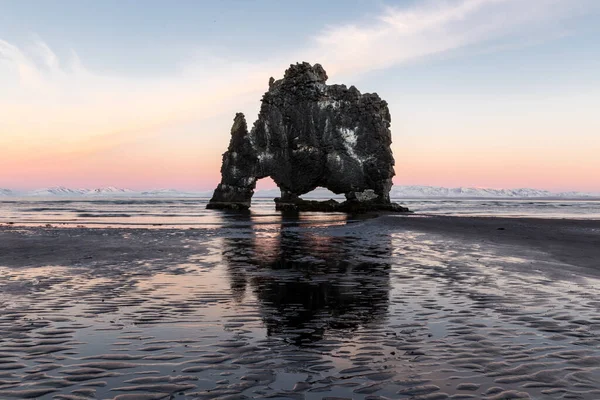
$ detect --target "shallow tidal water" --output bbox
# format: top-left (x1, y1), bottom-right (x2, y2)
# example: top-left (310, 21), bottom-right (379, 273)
top-left (1, 197), bottom-right (599, 228)
top-left (0, 206), bottom-right (600, 399)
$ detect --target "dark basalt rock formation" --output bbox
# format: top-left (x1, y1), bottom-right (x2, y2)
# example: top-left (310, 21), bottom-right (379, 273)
top-left (207, 62), bottom-right (408, 213)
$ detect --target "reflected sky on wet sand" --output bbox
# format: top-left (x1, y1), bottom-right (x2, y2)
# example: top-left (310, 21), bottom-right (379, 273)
top-left (0, 211), bottom-right (599, 399)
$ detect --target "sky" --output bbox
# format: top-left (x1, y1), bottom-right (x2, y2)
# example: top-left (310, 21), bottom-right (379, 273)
top-left (0, 0), bottom-right (599, 192)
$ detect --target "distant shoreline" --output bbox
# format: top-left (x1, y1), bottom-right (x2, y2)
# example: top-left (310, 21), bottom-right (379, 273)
top-left (1, 184), bottom-right (598, 200)
top-left (1, 195), bottom-right (599, 200)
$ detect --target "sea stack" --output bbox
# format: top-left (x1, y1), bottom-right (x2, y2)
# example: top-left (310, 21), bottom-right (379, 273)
top-left (207, 62), bottom-right (408, 212)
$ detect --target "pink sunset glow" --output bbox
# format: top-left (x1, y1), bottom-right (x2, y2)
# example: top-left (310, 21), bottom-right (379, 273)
top-left (2, 134), bottom-right (598, 192)
top-left (1, 0), bottom-right (599, 194)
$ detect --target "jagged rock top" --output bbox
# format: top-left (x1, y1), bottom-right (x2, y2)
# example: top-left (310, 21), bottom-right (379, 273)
top-left (283, 62), bottom-right (328, 83)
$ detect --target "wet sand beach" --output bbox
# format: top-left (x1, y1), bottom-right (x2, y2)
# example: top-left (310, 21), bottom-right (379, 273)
top-left (381, 215), bottom-right (600, 275)
top-left (0, 214), bottom-right (599, 399)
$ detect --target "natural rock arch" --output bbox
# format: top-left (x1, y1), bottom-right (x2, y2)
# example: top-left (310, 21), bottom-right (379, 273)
top-left (207, 62), bottom-right (407, 212)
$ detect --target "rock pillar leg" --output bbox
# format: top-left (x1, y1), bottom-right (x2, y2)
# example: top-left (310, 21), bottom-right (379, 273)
top-left (207, 113), bottom-right (259, 210)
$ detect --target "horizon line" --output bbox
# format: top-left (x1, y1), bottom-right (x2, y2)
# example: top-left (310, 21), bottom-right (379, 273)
top-left (1, 184), bottom-right (598, 195)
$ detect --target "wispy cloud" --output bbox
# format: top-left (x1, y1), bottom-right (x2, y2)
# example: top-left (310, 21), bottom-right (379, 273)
top-left (0, 0), bottom-right (595, 188)
top-left (308, 0), bottom-right (596, 78)
top-left (0, 40), bottom-right (269, 158)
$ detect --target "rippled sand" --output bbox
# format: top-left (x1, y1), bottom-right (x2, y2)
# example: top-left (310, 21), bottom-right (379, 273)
top-left (0, 215), bottom-right (599, 399)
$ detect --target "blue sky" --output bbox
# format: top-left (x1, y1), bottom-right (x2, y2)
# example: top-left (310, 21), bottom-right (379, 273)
top-left (1, 0), bottom-right (599, 191)
top-left (0, 0), bottom-right (379, 74)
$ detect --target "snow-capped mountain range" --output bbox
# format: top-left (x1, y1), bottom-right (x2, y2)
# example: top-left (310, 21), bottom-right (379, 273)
top-left (389, 185), bottom-right (598, 199)
top-left (0, 185), bottom-right (597, 198)
top-left (254, 186), bottom-right (599, 199)
top-left (0, 186), bottom-right (211, 198)
top-left (23, 186), bottom-right (135, 197)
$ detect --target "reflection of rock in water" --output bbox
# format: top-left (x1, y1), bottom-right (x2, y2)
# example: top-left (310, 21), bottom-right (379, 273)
top-left (223, 223), bottom-right (391, 344)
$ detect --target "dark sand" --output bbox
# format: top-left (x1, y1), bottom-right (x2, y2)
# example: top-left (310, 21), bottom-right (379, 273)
top-left (0, 215), bottom-right (599, 399)
top-left (381, 215), bottom-right (600, 275)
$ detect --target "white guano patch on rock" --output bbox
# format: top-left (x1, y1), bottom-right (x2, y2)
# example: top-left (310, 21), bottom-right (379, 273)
top-left (339, 127), bottom-right (357, 146)
top-left (257, 152), bottom-right (274, 162)
top-left (241, 177), bottom-right (255, 186)
top-left (339, 127), bottom-right (361, 163)
top-left (338, 127), bottom-right (376, 164)
top-left (354, 189), bottom-right (379, 202)
top-left (318, 99), bottom-right (342, 110)
top-left (293, 145), bottom-right (318, 153)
